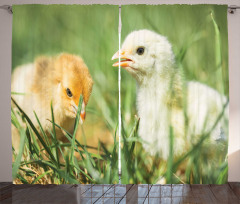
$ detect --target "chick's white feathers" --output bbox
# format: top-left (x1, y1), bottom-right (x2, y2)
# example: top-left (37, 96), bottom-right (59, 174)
top-left (118, 30), bottom-right (175, 84)
top-left (113, 29), bottom-right (228, 159)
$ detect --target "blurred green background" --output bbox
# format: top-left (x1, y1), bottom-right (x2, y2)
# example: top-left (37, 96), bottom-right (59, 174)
top-left (13, 5), bottom-right (120, 146)
top-left (121, 4), bottom-right (228, 95)
top-left (12, 4), bottom-right (228, 184)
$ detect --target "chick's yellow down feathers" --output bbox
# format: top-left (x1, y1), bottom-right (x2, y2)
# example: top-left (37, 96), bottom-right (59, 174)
top-left (12, 53), bottom-right (93, 149)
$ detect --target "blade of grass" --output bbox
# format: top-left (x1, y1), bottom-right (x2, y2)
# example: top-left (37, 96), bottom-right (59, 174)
top-left (50, 102), bottom-right (60, 167)
top-left (11, 97), bottom-right (58, 165)
top-left (166, 126), bottom-right (174, 183)
top-left (11, 92), bottom-right (26, 95)
top-left (211, 11), bottom-right (226, 95)
top-left (70, 95), bottom-right (83, 168)
top-left (48, 121), bottom-right (85, 160)
top-left (31, 170), bottom-right (52, 184)
top-left (12, 127), bottom-right (26, 179)
top-left (33, 111), bottom-right (51, 148)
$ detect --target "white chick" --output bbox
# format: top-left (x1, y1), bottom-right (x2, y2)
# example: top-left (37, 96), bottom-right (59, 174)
top-left (112, 30), bottom-right (228, 159)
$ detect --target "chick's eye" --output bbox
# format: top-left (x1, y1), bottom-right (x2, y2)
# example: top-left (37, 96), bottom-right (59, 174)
top-left (136, 47), bottom-right (145, 55)
top-left (66, 88), bottom-right (73, 97)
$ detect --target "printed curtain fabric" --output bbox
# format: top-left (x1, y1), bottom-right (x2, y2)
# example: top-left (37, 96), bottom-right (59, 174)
top-left (11, 4), bottom-right (228, 184)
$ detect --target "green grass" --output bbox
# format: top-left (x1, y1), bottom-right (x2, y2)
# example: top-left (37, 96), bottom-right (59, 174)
top-left (12, 4), bottom-right (228, 184)
top-left (11, 94), bottom-right (228, 184)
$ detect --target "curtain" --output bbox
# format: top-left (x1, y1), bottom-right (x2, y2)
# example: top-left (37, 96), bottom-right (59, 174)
top-left (11, 4), bottom-right (228, 184)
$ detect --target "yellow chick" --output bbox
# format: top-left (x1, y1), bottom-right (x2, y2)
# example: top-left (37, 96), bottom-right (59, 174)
top-left (11, 53), bottom-right (93, 150)
top-left (112, 30), bottom-right (228, 159)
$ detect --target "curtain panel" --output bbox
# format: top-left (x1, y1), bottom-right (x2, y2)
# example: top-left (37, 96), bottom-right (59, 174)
top-left (11, 4), bottom-right (228, 184)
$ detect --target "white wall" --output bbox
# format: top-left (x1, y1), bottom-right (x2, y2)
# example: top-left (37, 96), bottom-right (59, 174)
top-left (0, 0), bottom-right (239, 182)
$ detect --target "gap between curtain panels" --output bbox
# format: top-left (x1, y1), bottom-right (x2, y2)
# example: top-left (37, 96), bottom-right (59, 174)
top-left (118, 5), bottom-right (122, 185)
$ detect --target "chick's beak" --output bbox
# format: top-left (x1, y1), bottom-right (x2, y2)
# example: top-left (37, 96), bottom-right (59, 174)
top-left (112, 50), bottom-right (133, 67)
top-left (80, 102), bottom-right (86, 123)
top-left (72, 102), bottom-right (86, 124)
top-left (80, 111), bottom-right (86, 121)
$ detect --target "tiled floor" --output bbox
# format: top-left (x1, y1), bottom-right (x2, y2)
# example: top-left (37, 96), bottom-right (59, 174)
top-left (1, 182), bottom-right (240, 203)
